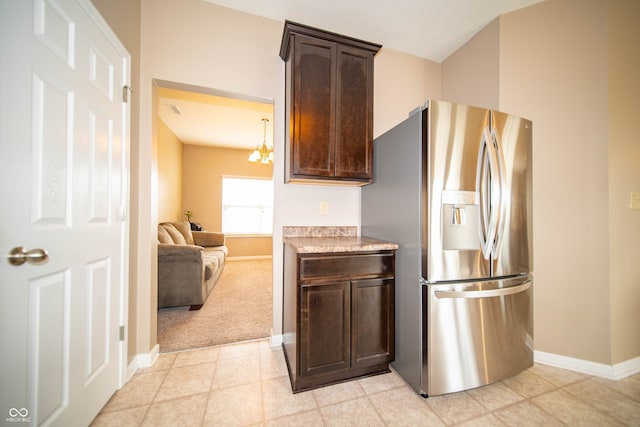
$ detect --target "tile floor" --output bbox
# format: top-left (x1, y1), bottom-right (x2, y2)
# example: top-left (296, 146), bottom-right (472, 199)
top-left (92, 339), bottom-right (640, 426)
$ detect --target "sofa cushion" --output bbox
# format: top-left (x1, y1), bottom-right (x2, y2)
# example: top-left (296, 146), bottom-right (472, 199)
top-left (158, 243), bottom-right (203, 258)
top-left (162, 223), bottom-right (187, 244)
top-left (158, 226), bottom-right (173, 244)
top-left (203, 254), bottom-right (219, 281)
top-left (204, 245), bottom-right (228, 256)
top-left (202, 249), bottom-right (225, 288)
top-left (173, 220), bottom-right (195, 245)
top-left (193, 231), bottom-right (225, 247)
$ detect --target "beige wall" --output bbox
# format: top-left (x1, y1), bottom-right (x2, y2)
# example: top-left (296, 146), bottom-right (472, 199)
top-left (501, 0), bottom-right (610, 365)
top-left (182, 144), bottom-right (273, 258)
top-left (608, 0), bottom-right (640, 364)
top-left (225, 237), bottom-right (273, 259)
top-left (141, 0), bottom-right (282, 349)
top-left (157, 119), bottom-right (183, 222)
top-left (442, 18), bottom-right (500, 109)
top-left (502, 0), bottom-right (611, 364)
top-left (373, 48), bottom-right (441, 136)
top-left (444, 0), bottom-right (640, 365)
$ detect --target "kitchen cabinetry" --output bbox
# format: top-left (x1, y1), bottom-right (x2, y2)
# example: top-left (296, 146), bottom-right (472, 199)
top-left (283, 241), bottom-right (396, 392)
top-left (279, 21), bottom-right (381, 185)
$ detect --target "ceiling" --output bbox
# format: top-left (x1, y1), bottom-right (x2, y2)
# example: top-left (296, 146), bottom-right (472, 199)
top-left (204, 0), bottom-right (544, 62)
top-left (157, 87), bottom-right (274, 150)
top-left (160, 0), bottom-right (544, 150)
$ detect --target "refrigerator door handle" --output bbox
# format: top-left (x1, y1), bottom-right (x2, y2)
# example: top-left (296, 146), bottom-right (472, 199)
top-left (476, 124), bottom-right (506, 261)
top-left (491, 125), bottom-right (507, 258)
top-left (434, 280), bottom-right (531, 299)
top-left (476, 127), bottom-right (497, 260)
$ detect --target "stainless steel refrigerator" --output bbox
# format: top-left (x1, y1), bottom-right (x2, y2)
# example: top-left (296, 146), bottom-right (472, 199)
top-left (362, 100), bottom-right (533, 397)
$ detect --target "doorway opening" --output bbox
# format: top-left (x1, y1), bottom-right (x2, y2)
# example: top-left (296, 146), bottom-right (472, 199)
top-left (153, 79), bottom-right (274, 352)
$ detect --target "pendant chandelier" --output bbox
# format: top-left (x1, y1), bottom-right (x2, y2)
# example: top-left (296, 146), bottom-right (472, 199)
top-left (248, 118), bottom-right (273, 164)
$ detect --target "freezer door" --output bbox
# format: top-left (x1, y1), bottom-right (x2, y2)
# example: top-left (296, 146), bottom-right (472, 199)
top-left (422, 275), bottom-right (533, 396)
top-left (490, 110), bottom-right (533, 277)
top-left (425, 101), bottom-right (490, 281)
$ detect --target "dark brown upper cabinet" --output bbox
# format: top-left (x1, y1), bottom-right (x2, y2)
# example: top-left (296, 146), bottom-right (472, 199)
top-left (280, 21), bottom-right (381, 185)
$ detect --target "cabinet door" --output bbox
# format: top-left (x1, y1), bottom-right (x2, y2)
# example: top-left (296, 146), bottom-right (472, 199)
top-left (351, 278), bottom-right (395, 368)
top-left (299, 281), bottom-right (350, 377)
top-left (292, 35), bottom-right (336, 178)
top-left (335, 45), bottom-right (374, 179)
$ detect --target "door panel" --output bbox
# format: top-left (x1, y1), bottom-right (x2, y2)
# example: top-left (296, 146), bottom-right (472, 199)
top-left (292, 35), bottom-right (335, 177)
top-left (32, 72), bottom-right (73, 224)
top-left (88, 109), bottom-right (113, 222)
top-left (0, 0), bottom-right (129, 425)
top-left (425, 101), bottom-right (490, 281)
top-left (335, 45), bottom-right (373, 179)
top-left (299, 282), bottom-right (350, 377)
top-left (351, 279), bottom-right (394, 368)
top-left (423, 276), bottom-right (533, 396)
top-left (490, 110), bottom-right (533, 277)
top-left (86, 258), bottom-right (111, 381)
top-left (30, 271), bottom-right (70, 423)
top-left (34, 0), bottom-right (75, 67)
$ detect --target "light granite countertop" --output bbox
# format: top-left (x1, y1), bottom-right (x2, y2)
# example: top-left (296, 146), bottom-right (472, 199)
top-left (282, 226), bottom-right (398, 254)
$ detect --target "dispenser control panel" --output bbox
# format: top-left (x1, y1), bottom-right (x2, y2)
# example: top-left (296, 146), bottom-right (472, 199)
top-left (441, 190), bottom-right (480, 251)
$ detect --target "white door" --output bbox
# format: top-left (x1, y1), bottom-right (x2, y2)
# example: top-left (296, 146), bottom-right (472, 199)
top-left (0, 0), bottom-right (130, 425)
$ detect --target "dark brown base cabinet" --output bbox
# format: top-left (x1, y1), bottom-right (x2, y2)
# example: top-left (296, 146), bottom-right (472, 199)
top-left (283, 246), bottom-right (395, 392)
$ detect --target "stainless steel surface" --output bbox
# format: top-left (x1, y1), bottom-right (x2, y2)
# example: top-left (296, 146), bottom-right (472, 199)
top-left (490, 110), bottom-right (533, 277)
top-left (362, 100), bottom-right (533, 397)
top-left (424, 275), bottom-right (533, 396)
top-left (426, 101), bottom-right (491, 281)
top-left (425, 101), bottom-right (532, 280)
top-left (434, 279), bottom-right (530, 298)
top-left (362, 111), bottom-right (424, 392)
top-left (7, 246), bottom-right (49, 266)
top-left (477, 125), bottom-right (503, 261)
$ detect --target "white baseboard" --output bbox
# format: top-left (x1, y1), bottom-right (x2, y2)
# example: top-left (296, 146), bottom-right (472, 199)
top-left (126, 344), bottom-right (160, 381)
top-left (270, 332), bottom-right (283, 348)
top-left (534, 350), bottom-right (640, 380)
top-left (226, 255), bottom-right (273, 261)
top-left (123, 345), bottom-right (638, 384)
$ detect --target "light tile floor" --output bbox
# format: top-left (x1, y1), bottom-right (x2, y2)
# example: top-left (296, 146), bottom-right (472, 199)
top-left (92, 339), bottom-right (640, 426)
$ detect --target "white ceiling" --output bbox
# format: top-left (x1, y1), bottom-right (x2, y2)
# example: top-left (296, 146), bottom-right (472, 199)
top-left (157, 87), bottom-right (274, 150)
top-left (160, 0), bottom-right (544, 149)
top-left (203, 0), bottom-right (544, 62)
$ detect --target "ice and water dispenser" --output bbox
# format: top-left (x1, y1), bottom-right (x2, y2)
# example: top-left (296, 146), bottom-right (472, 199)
top-left (442, 190), bottom-right (481, 250)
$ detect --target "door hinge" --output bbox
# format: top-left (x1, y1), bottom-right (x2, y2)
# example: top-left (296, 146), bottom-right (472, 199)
top-left (122, 85), bottom-right (133, 103)
top-left (119, 325), bottom-right (125, 341)
top-left (119, 206), bottom-right (127, 222)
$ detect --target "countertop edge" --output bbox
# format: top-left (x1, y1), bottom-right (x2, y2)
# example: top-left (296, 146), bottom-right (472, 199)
top-left (283, 236), bottom-right (399, 254)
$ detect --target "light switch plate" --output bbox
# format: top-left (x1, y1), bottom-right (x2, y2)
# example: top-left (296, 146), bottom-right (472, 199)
top-left (630, 192), bottom-right (640, 210)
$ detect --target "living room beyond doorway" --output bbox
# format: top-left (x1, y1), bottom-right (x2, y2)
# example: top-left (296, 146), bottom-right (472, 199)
top-left (154, 80), bottom-right (274, 351)
top-left (157, 258), bottom-right (272, 352)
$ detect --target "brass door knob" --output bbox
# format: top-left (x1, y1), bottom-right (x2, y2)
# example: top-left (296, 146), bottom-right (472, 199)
top-left (7, 246), bottom-right (49, 266)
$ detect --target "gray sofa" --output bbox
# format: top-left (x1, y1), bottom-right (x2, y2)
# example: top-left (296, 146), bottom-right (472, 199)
top-left (157, 221), bottom-right (227, 310)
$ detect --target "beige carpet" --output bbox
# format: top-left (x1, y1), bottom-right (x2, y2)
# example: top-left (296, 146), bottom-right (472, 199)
top-left (157, 258), bottom-right (273, 353)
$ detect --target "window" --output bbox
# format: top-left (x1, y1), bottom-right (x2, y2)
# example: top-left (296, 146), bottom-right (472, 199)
top-left (221, 177), bottom-right (273, 235)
